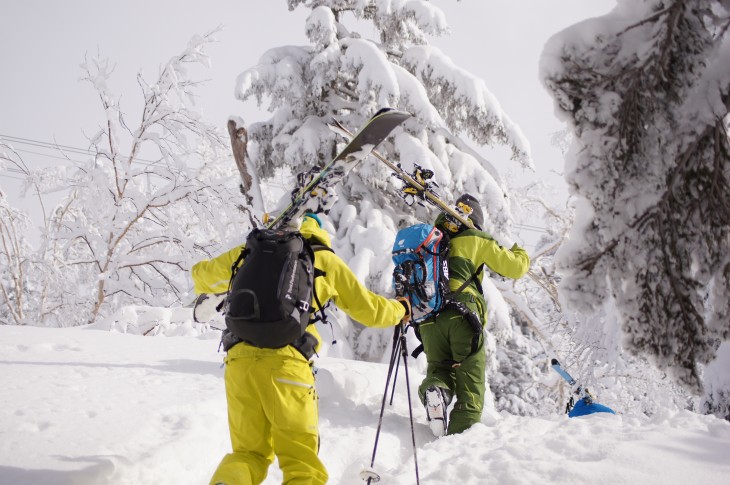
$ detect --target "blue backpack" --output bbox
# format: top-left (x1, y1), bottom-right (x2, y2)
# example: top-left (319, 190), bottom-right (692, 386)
top-left (391, 224), bottom-right (450, 323)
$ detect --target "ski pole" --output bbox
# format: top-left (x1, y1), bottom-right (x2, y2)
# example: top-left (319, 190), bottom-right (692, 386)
top-left (364, 324), bottom-right (402, 484)
top-left (389, 337), bottom-right (402, 406)
top-left (398, 323), bottom-right (420, 485)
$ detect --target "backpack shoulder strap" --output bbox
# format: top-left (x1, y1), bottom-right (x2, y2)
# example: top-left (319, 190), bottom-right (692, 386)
top-left (447, 263), bottom-right (485, 299)
top-left (306, 241), bottom-right (326, 286)
top-left (303, 241), bottom-right (333, 327)
top-left (309, 243), bottom-right (334, 278)
top-left (310, 243), bottom-right (334, 254)
top-left (227, 246), bottom-right (250, 293)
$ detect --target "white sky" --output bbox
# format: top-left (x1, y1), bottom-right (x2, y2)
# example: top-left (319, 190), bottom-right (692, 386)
top-left (0, 0), bottom-right (615, 244)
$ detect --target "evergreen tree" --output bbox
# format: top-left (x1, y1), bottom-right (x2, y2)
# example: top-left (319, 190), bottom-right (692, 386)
top-left (542, 0), bottom-right (730, 413)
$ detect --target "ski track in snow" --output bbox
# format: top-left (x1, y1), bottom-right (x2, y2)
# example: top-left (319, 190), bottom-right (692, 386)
top-left (1, 325), bottom-right (730, 485)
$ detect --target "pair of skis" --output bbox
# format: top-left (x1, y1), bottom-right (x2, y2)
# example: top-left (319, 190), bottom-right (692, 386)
top-left (263, 108), bottom-right (411, 229)
top-left (263, 107), bottom-right (475, 233)
top-left (327, 118), bottom-right (475, 231)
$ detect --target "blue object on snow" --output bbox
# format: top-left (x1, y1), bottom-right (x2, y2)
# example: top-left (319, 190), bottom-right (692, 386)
top-left (569, 398), bottom-right (616, 417)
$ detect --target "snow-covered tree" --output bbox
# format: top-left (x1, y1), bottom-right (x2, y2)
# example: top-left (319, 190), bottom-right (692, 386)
top-left (503, 180), bottom-right (697, 417)
top-left (0, 146), bottom-right (64, 326)
top-left (541, 0), bottom-right (730, 409)
top-left (229, 0), bottom-right (569, 412)
top-left (0, 189), bottom-right (34, 325)
top-left (41, 31), bottom-right (245, 324)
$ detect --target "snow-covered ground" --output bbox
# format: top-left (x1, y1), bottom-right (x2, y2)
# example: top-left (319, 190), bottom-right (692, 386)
top-left (2, 322), bottom-right (729, 485)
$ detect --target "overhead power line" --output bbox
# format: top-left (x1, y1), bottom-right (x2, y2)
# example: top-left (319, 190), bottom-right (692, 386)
top-left (1, 134), bottom-right (554, 234)
top-left (1, 134), bottom-right (94, 157)
top-left (513, 224), bottom-right (549, 234)
top-left (0, 133), bottom-right (159, 165)
top-left (12, 148), bottom-right (87, 165)
top-left (3, 166), bottom-right (25, 174)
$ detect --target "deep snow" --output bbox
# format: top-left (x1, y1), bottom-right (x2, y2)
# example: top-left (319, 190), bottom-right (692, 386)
top-left (2, 322), bottom-right (729, 485)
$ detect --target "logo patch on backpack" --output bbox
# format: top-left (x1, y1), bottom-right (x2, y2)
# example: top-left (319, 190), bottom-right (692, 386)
top-left (391, 224), bottom-right (449, 323)
top-left (224, 228), bottom-right (315, 348)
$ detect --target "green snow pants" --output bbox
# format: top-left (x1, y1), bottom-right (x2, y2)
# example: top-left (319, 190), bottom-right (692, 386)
top-left (417, 297), bottom-right (486, 435)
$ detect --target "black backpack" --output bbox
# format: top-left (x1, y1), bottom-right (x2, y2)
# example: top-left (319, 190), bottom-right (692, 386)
top-left (223, 228), bottom-right (328, 350)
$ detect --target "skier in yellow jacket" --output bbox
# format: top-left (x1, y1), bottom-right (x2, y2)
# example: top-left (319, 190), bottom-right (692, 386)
top-left (192, 213), bottom-right (410, 485)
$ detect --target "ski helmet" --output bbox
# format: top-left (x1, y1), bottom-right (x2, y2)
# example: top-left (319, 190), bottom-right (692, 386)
top-left (455, 193), bottom-right (484, 230)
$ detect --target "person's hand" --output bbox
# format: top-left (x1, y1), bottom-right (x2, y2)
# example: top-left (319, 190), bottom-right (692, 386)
top-left (396, 296), bottom-right (411, 325)
top-left (193, 293), bottom-right (226, 323)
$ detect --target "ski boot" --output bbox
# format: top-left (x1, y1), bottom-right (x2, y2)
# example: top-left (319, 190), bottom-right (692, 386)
top-left (424, 386), bottom-right (451, 437)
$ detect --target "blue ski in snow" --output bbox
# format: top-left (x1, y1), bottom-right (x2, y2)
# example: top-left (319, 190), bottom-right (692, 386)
top-left (551, 358), bottom-right (616, 417)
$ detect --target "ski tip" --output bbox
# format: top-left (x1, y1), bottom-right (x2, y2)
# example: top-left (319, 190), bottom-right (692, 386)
top-left (373, 107), bottom-right (394, 117)
top-left (372, 107), bottom-right (412, 119)
top-left (551, 358), bottom-right (559, 366)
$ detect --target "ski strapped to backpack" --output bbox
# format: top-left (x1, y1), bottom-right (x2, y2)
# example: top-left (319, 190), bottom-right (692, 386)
top-left (265, 108), bottom-right (411, 229)
top-left (391, 223), bottom-right (485, 366)
top-left (221, 227), bottom-right (333, 359)
top-left (327, 120), bottom-right (475, 232)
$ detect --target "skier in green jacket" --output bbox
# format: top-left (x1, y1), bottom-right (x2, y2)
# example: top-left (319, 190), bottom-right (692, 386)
top-left (419, 194), bottom-right (530, 436)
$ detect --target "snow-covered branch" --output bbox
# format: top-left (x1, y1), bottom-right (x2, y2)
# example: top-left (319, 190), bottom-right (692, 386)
top-left (543, 0), bottom-right (730, 395)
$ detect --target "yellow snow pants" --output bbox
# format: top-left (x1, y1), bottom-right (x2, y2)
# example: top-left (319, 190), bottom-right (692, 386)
top-left (209, 343), bottom-right (328, 485)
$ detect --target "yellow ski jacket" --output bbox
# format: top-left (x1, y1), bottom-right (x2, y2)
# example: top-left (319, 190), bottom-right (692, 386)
top-left (191, 216), bottom-right (406, 346)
